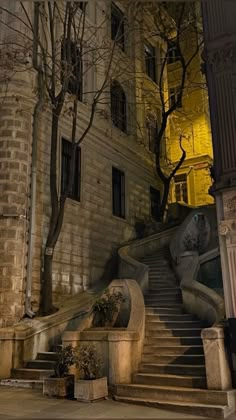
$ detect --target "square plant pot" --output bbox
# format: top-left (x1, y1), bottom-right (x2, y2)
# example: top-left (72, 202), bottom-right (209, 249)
top-left (74, 377), bottom-right (108, 402)
top-left (43, 375), bottom-right (74, 398)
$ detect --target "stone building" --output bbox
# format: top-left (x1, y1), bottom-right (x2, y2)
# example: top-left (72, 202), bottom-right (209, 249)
top-left (0, 1), bottom-right (213, 328)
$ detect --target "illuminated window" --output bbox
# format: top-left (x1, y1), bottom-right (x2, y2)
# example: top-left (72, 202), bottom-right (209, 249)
top-left (167, 41), bottom-right (180, 64)
top-left (169, 86), bottom-right (182, 108)
top-left (174, 174), bottom-right (188, 203)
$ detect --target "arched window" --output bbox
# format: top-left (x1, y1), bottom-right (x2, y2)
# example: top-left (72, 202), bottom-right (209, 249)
top-left (110, 81), bottom-right (127, 132)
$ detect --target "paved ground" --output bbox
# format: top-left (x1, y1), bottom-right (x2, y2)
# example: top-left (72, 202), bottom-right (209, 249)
top-left (1, 386), bottom-right (235, 420)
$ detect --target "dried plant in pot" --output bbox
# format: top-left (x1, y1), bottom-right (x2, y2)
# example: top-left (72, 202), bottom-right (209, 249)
top-left (92, 288), bottom-right (124, 328)
top-left (74, 344), bottom-right (108, 402)
top-left (43, 344), bottom-right (75, 398)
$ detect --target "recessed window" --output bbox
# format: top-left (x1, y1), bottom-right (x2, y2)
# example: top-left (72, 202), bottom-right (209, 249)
top-left (169, 86), bottom-right (182, 108)
top-left (79, 2), bottom-right (87, 10)
top-left (61, 39), bottom-right (82, 100)
top-left (112, 167), bottom-right (125, 218)
top-left (150, 187), bottom-right (161, 221)
top-left (144, 42), bottom-right (156, 82)
top-left (111, 2), bottom-right (125, 51)
top-left (146, 119), bottom-right (158, 153)
top-left (111, 81), bottom-right (127, 132)
top-left (167, 41), bottom-right (180, 64)
top-left (175, 174), bottom-right (188, 203)
top-left (61, 138), bottom-right (81, 201)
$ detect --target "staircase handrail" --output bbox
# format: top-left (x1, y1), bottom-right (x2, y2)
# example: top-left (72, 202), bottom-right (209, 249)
top-left (169, 210), bottom-right (225, 326)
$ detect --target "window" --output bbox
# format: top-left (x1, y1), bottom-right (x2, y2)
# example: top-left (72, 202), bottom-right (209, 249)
top-left (61, 138), bottom-right (81, 201)
top-left (174, 174), bottom-right (188, 203)
top-left (111, 2), bottom-right (125, 51)
top-left (167, 41), bottom-right (180, 64)
top-left (79, 2), bottom-right (87, 10)
top-left (169, 86), bottom-right (182, 108)
top-left (144, 42), bottom-right (156, 82)
top-left (111, 81), bottom-right (127, 132)
top-left (150, 187), bottom-right (161, 221)
top-left (146, 119), bottom-right (158, 153)
top-left (61, 39), bottom-right (82, 100)
top-left (112, 167), bottom-right (125, 218)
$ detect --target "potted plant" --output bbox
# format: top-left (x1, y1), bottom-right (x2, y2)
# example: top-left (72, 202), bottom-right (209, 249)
top-left (43, 344), bottom-right (75, 398)
top-left (92, 288), bottom-right (124, 327)
top-left (74, 344), bottom-right (108, 401)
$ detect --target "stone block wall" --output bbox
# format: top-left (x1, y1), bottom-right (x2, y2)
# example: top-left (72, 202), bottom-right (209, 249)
top-left (0, 97), bottom-right (32, 327)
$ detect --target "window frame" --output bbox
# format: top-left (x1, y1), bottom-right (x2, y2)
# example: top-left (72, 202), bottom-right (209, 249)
top-left (110, 80), bottom-right (127, 133)
top-left (61, 137), bottom-right (81, 202)
top-left (61, 39), bottom-right (82, 101)
top-left (112, 166), bottom-right (125, 219)
top-left (111, 2), bottom-right (125, 51)
top-left (174, 173), bottom-right (188, 204)
top-left (144, 41), bottom-right (156, 83)
top-left (169, 86), bottom-right (182, 109)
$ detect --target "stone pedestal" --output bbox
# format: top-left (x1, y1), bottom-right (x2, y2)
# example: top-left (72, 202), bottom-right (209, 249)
top-left (201, 326), bottom-right (232, 390)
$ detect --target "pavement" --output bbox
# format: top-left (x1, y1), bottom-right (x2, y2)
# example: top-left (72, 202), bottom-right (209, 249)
top-left (1, 386), bottom-right (236, 420)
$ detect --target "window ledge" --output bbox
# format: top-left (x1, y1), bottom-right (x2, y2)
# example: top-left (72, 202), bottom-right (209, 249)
top-left (112, 215), bottom-right (128, 223)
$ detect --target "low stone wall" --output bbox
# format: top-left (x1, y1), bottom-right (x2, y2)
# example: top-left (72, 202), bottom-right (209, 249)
top-left (0, 293), bottom-right (95, 378)
top-left (63, 279), bottom-right (145, 385)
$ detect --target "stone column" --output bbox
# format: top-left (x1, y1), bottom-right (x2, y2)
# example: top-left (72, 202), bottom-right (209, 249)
top-left (202, 0), bottom-right (236, 319)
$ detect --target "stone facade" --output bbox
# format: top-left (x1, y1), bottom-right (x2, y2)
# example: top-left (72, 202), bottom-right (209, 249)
top-left (0, 2), bottom-right (163, 326)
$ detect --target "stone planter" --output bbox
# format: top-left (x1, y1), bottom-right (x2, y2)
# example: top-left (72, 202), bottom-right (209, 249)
top-left (43, 375), bottom-right (74, 398)
top-left (74, 377), bottom-right (108, 401)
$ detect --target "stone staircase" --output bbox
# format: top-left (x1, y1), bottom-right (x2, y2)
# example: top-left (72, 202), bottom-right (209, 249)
top-left (114, 248), bottom-right (236, 418)
top-left (0, 351), bottom-right (56, 390)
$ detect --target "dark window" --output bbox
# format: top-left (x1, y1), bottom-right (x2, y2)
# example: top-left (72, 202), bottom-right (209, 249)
top-left (61, 138), bottom-right (81, 201)
top-left (145, 42), bottom-right (156, 82)
top-left (174, 174), bottom-right (188, 203)
top-left (146, 119), bottom-right (158, 153)
top-left (150, 187), bottom-right (161, 221)
top-left (79, 2), bottom-right (87, 10)
top-left (112, 167), bottom-right (125, 218)
top-left (111, 3), bottom-right (125, 51)
top-left (111, 81), bottom-right (127, 132)
top-left (61, 39), bottom-right (82, 100)
top-left (169, 86), bottom-right (182, 108)
top-left (167, 41), bottom-right (180, 64)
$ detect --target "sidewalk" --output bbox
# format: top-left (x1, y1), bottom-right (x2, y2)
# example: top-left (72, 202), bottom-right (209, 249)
top-left (0, 386), bottom-right (214, 420)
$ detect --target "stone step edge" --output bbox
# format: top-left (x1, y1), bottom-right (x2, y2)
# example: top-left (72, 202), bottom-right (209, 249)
top-left (0, 379), bottom-right (43, 388)
top-left (134, 373), bottom-right (206, 380)
top-left (113, 395), bottom-right (228, 417)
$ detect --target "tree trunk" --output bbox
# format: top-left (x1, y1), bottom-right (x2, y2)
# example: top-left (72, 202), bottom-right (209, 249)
top-left (160, 179), bottom-right (170, 222)
top-left (41, 251), bottom-right (55, 315)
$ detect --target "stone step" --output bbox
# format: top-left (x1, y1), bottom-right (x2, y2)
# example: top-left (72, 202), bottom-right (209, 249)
top-left (145, 328), bottom-right (202, 337)
top-left (140, 363), bottom-right (206, 376)
top-left (0, 378), bottom-right (43, 390)
top-left (133, 372), bottom-right (207, 388)
top-left (142, 354), bottom-right (205, 365)
top-left (148, 283), bottom-right (178, 288)
top-left (36, 352), bottom-right (57, 361)
top-left (144, 297), bottom-right (182, 305)
top-left (145, 321), bottom-right (203, 329)
top-left (147, 287), bottom-right (180, 293)
top-left (145, 291), bottom-right (181, 298)
top-left (143, 345), bottom-right (204, 355)
top-left (115, 384), bottom-right (232, 406)
top-left (145, 336), bottom-right (203, 346)
top-left (26, 360), bottom-right (56, 370)
top-left (11, 368), bottom-right (53, 380)
top-left (146, 313), bottom-right (196, 321)
top-left (145, 303), bottom-right (185, 309)
top-left (145, 306), bottom-right (185, 315)
top-left (114, 395), bottom-right (231, 418)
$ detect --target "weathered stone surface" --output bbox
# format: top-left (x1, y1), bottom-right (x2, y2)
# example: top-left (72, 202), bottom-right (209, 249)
top-left (74, 377), bottom-right (108, 401)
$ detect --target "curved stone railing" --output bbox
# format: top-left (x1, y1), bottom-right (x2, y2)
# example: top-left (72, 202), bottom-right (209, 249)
top-left (63, 278), bottom-right (145, 385)
top-left (118, 226), bottom-right (178, 293)
top-left (170, 209), bottom-right (225, 326)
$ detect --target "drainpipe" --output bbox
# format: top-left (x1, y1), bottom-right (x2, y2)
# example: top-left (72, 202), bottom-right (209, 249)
top-left (25, 3), bottom-right (43, 317)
